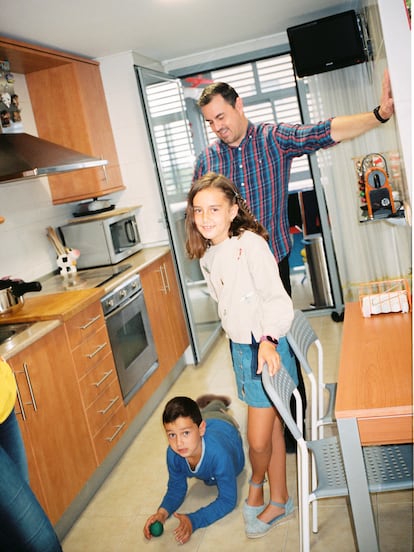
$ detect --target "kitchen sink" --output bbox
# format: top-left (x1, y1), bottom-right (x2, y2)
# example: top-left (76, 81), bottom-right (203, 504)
top-left (0, 323), bottom-right (32, 346)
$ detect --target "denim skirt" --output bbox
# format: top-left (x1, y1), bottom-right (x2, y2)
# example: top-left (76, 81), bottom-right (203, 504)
top-left (229, 336), bottom-right (298, 408)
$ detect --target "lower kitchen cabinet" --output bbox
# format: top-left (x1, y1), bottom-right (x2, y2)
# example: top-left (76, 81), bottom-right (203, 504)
top-left (65, 300), bottom-right (128, 464)
top-left (140, 251), bottom-right (189, 375)
top-left (93, 405), bottom-right (127, 464)
top-left (15, 415), bottom-right (48, 512)
top-left (9, 325), bottom-right (96, 524)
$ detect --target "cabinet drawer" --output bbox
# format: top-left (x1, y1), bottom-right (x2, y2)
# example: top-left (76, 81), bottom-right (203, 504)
top-left (79, 354), bottom-right (117, 409)
top-left (66, 302), bottom-right (104, 349)
top-left (93, 406), bottom-right (127, 465)
top-left (71, 326), bottom-right (111, 379)
top-left (86, 379), bottom-right (123, 437)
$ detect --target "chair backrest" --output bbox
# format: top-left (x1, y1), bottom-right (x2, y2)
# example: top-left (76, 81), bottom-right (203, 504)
top-left (262, 364), bottom-right (303, 442)
top-left (286, 310), bottom-right (318, 377)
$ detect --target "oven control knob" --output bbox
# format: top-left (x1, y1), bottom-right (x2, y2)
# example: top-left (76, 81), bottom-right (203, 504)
top-left (105, 298), bottom-right (114, 309)
top-left (119, 289), bottom-right (127, 299)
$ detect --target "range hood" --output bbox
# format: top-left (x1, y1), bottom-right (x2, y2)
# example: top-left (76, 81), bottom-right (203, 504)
top-left (0, 133), bottom-right (107, 183)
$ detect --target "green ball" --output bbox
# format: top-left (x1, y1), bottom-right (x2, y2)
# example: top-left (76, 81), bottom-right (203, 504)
top-left (149, 521), bottom-right (164, 537)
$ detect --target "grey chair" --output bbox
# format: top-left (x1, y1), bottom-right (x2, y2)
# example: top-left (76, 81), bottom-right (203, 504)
top-left (262, 363), bottom-right (413, 552)
top-left (287, 309), bottom-right (337, 440)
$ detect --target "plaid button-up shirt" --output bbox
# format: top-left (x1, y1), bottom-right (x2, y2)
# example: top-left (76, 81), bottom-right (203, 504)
top-left (193, 120), bottom-right (335, 263)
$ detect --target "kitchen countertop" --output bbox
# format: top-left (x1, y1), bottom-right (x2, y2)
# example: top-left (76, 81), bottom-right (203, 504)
top-left (26, 244), bottom-right (170, 297)
top-left (0, 244), bottom-right (170, 359)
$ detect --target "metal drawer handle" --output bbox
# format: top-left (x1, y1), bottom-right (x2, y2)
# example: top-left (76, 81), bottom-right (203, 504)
top-left (105, 422), bottom-right (126, 443)
top-left (86, 342), bottom-right (107, 359)
top-left (162, 262), bottom-right (171, 293)
top-left (23, 362), bottom-right (38, 412)
top-left (98, 396), bottom-right (119, 415)
top-left (80, 315), bottom-right (101, 330)
top-left (93, 369), bottom-right (113, 388)
top-left (157, 265), bottom-right (168, 294)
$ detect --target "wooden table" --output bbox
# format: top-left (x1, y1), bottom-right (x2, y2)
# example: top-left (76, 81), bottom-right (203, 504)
top-left (335, 301), bottom-right (412, 551)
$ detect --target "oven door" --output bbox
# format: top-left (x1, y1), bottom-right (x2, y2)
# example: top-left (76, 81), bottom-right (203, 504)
top-left (105, 289), bottom-right (158, 405)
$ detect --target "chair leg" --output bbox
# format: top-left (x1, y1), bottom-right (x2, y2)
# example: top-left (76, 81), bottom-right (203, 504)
top-left (299, 446), bottom-right (311, 552)
top-left (311, 454), bottom-right (318, 533)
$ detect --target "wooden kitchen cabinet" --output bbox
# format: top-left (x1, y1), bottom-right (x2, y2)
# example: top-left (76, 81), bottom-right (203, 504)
top-left (140, 251), bottom-right (189, 376)
top-left (9, 325), bottom-right (96, 524)
top-left (0, 36), bottom-right (125, 204)
top-left (65, 300), bottom-right (127, 465)
top-left (14, 412), bottom-right (48, 512)
top-left (25, 60), bottom-right (125, 204)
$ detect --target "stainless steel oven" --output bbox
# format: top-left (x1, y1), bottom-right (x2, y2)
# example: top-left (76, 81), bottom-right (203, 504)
top-left (101, 273), bottom-right (158, 405)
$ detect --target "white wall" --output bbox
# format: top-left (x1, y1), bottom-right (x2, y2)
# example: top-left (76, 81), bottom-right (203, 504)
top-left (97, 51), bottom-right (168, 247)
top-left (376, 0), bottom-right (411, 197)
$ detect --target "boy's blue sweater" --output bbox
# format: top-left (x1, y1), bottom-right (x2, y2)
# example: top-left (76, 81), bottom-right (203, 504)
top-left (159, 418), bottom-right (245, 530)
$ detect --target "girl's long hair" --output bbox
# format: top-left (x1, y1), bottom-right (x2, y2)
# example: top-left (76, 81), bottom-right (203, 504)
top-left (185, 172), bottom-right (269, 259)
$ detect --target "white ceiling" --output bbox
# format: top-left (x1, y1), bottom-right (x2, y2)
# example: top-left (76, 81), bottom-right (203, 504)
top-left (1, 0), bottom-right (355, 63)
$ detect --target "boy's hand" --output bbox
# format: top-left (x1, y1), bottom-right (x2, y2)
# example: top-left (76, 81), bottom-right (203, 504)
top-left (257, 340), bottom-right (280, 376)
top-left (173, 512), bottom-right (193, 544)
top-left (143, 509), bottom-right (168, 539)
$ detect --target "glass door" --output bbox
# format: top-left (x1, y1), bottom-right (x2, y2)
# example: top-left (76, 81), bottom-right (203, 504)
top-left (135, 66), bottom-right (222, 363)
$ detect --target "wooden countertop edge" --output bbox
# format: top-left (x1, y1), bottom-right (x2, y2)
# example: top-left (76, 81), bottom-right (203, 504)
top-left (0, 288), bottom-right (105, 324)
top-left (336, 405), bottom-right (413, 419)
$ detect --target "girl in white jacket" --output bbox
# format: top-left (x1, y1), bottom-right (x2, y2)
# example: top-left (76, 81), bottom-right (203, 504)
top-left (185, 172), bottom-right (296, 538)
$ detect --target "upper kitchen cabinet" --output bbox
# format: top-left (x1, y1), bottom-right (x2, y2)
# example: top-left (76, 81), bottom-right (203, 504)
top-left (0, 36), bottom-right (125, 204)
top-left (26, 61), bottom-right (125, 204)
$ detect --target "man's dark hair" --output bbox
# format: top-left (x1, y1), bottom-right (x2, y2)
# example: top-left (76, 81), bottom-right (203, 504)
top-left (197, 82), bottom-right (239, 108)
top-left (163, 396), bottom-right (203, 426)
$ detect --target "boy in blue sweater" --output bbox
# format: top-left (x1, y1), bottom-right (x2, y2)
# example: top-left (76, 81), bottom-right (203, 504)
top-left (143, 395), bottom-right (245, 545)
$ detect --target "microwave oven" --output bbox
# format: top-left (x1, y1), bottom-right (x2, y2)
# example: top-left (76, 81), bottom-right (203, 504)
top-left (59, 208), bottom-right (143, 269)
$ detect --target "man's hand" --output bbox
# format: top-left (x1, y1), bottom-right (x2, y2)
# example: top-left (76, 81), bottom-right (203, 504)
top-left (173, 512), bottom-right (193, 544)
top-left (330, 69), bottom-right (394, 142)
top-left (378, 69), bottom-right (394, 121)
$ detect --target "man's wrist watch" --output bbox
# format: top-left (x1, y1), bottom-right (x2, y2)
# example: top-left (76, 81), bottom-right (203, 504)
top-left (373, 105), bottom-right (390, 123)
top-left (260, 335), bottom-right (279, 346)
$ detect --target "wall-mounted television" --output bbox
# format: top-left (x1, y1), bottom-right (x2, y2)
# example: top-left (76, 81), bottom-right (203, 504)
top-left (287, 10), bottom-right (367, 78)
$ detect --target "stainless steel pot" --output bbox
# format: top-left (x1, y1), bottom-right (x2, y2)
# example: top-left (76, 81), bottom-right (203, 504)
top-left (0, 280), bottom-right (42, 314)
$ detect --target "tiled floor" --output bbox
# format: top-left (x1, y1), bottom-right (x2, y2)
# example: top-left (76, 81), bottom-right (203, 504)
top-left (62, 314), bottom-right (412, 552)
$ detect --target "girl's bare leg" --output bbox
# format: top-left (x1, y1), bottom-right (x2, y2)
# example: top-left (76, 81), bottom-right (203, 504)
top-left (257, 410), bottom-right (289, 523)
top-left (246, 405), bottom-right (275, 507)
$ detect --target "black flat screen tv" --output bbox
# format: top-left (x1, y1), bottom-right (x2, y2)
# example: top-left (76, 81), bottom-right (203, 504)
top-left (287, 10), bottom-right (367, 78)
